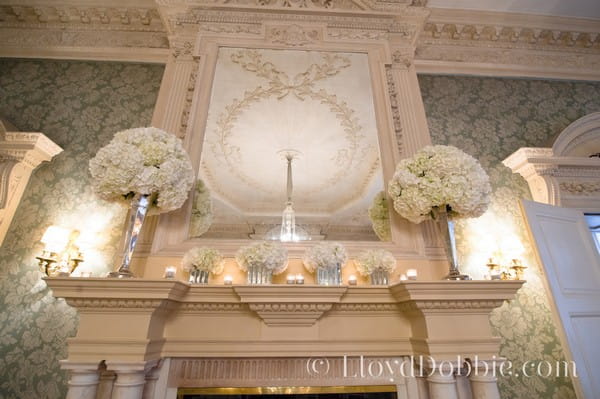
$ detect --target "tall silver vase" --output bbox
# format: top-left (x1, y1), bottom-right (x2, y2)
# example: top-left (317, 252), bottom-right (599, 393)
top-left (108, 193), bottom-right (150, 278)
top-left (189, 269), bottom-right (209, 284)
top-left (436, 209), bottom-right (470, 280)
top-left (370, 269), bottom-right (389, 285)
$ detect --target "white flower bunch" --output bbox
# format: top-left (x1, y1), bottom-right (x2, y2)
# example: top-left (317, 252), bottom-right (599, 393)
top-left (89, 127), bottom-right (194, 214)
top-left (368, 191), bottom-right (391, 241)
top-left (302, 242), bottom-right (348, 272)
top-left (355, 249), bottom-right (397, 276)
top-left (189, 179), bottom-right (212, 237)
top-left (182, 247), bottom-right (224, 274)
top-left (388, 145), bottom-right (491, 224)
top-left (235, 242), bottom-right (288, 274)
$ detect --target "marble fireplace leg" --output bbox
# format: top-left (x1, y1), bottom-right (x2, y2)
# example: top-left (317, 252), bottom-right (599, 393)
top-left (60, 361), bottom-right (101, 399)
top-left (426, 364), bottom-right (459, 399)
top-left (107, 362), bottom-right (155, 399)
top-left (469, 359), bottom-right (501, 399)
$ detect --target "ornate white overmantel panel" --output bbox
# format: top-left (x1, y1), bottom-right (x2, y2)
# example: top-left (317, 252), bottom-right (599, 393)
top-left (45, 277), bottom-right (523, 399)
top-left (503, 112), bottom-right (600, 211)
top-left (0, 122), bottom-right (63, 246)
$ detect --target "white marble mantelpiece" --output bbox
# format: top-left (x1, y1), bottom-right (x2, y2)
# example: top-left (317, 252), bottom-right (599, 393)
top-left (46, 278), bottom-right (523, 399)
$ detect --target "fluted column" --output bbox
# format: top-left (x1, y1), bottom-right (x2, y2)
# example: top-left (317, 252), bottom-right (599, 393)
top-left (61, 362), bottom-right (101, 399)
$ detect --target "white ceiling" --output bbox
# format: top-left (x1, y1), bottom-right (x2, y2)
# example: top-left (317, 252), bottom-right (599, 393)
top-left (199, 48), bottom-right (383, 233)
top-left (428, 0), bottom-right (600, 19)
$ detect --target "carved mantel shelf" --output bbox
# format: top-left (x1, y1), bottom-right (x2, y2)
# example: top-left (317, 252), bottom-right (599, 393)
top-left (45, 278), bottom-right (523, 399)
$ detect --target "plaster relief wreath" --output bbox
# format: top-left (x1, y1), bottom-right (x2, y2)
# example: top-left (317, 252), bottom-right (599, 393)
top-left (209, 49), bottom-right (368, 195)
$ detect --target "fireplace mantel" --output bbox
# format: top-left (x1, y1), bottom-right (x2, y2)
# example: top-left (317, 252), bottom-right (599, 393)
top-left (46, 278), bottom-right (522, 399)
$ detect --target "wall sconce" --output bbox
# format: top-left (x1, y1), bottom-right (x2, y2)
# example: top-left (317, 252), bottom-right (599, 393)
top-left (486, 258), bottom-right (527, 281)
top-left (36, 226), bottom-right (84, 276)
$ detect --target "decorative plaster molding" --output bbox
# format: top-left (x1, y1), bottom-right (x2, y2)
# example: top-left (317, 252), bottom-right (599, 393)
top-left (504, 113), bottom-right (600, 209)
top-left (385, 66), bottom-right (404, 155)
top-left (267, 24), bottom-right (321, 46)
top-left (0, 131), bottom-right (62, 246)
top-left (398, 299), bottom-right (504, 313)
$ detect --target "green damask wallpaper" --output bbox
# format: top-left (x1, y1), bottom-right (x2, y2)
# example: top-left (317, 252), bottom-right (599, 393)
top-left (1, 58), bottom-right (599, 399)
top-left (0, 59), bottom-right (164, 398)
top-left (419, 75), bottom-right (600, 399)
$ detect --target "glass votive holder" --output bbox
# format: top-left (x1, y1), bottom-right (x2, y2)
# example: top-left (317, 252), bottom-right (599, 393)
top-left (406, 269), bottom-right (418, 280)
top-left (164, 266), bottom-right (176, 279)
top-left (224, 275), bottom-right (233, 285)
top-left (286, 275), bottom-right (296, 284)
top-left (348, 275), bottom-right (357, 285)
top-left (399, 274), bottom-right (407, 281)
top-left (80, 271), bottom-right (92, 278)
top-left (295, 274), bottom-right (304, 284)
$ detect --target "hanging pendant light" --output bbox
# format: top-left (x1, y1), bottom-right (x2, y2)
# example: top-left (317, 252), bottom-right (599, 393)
top-left (265, 151), bottom-right (310, 242)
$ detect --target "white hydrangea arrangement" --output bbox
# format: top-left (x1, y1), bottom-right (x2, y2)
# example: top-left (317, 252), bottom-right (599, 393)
top-left (189, 179), bottom-right (212, 237)
top-left (182, 247), bottom-right (224, 274)
top-left (89, 127), bottom-right (194, 214)
top-left (355, 249), bottom-right (396, 276)
top-left (368, 191), bottom-right (391, 241)
top-left (235, 242), bottom-right (288, 274)
top-left (388, 145), bottom-right (491, 224)
top-left (302, 242), bottom-right (348, 272)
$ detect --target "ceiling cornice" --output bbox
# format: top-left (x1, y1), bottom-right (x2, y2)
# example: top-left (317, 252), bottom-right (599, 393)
top-left (0, 1), bottom-right (598, 80)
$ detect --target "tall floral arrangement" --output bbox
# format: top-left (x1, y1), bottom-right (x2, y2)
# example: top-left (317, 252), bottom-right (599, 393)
top-left (182, 247), bottom-right (224, 274)
top-left (302, 242), bottom-right (348, 272)
top-left (89, 127), bottom-right (194, 214)
top-left (235, 242), bottom-right (288, 274)
top-left (387, 145), bottom-right (491, 224)
top-left (355, 249), bottom-right (396, 276)
top-left (368, 191), bottom-right (391, 241)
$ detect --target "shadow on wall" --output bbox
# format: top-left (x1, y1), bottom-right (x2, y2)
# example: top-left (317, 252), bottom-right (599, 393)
top-left (0, 59), bottom-right (164, 398)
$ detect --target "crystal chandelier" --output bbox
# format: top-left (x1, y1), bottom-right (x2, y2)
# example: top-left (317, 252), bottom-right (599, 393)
top-left (265, 151), bottom-right (310, 242)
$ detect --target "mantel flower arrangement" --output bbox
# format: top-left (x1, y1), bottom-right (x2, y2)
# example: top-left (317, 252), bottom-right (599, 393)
top-left (182, 247), bottom-right (224, 283)
top-left (236, 242), bottom-right (288, 284)
top-left (368, 191), bottom-right (391, 241)
top-left (387, 145), bottom-right (491, 224)
top-left (89, 127), bottom-right (194, 277)
top-left (387, 145), bottom-right (491, 280)
top-left (303, 242), bottom-right (348, 285)
top-left (355, 249), bottom-right (397, 276)
top-left (89, 127), bottom-right (194, 214)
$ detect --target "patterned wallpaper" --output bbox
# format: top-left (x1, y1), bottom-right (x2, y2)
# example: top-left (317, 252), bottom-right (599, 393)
top-left (419, 75), bottom-right (600, 399)
top-left (0, 59), bottom-right (164, 398)
top-left (1, 58), bottom-right (599, 399)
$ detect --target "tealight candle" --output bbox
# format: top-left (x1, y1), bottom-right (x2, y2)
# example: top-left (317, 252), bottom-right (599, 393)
top-left (399, 274), bottom-right (407, 281)
top-left (80, 271), bottom-right (92, 278)
top-left (348, 275), bottom-right (357, 285)
top-left (295, 274), bottom-right (304, 284)
top-left (406, 269), bottom-right (418, 280)
top-left (164, 266), bottom-right (176, 279)
top-left (286, 275), bottom-right (296, 284)
top-left (224, 275), bottom-right (233, 285)
top-left (490, 270), bottom-right (502, 280)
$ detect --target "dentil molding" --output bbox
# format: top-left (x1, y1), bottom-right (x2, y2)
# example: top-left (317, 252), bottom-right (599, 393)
top-left (0, 128), bottom-right (63, 246)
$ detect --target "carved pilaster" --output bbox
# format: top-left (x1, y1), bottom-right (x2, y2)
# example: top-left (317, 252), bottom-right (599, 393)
top-left (0, 130), bottom-right (62, 245)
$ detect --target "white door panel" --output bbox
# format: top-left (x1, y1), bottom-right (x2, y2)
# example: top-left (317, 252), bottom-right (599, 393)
top-left (522, 200), bottom-right (600, 399)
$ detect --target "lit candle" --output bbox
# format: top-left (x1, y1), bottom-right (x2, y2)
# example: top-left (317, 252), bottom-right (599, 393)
top-left (348, 275), bottom-right (357, 285)
top-left (224, 275), bottom-right (233, 285)
top-left (295, 274), bottom-right (304, 284)
top-left (164, 266), bottom-right (176, 279)
top-left (399, 274), bottom-right (407, 281)
top-left (490, 270), bottom-right (502, 280)
top-left (80, 271), bottom-right (92, 278)
top-left (406, 269), bottom-right (417, 280)
top-left (286, 274), bottom-right (296, 284)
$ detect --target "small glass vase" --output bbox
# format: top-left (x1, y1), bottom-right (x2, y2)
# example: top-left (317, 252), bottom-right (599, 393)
top-left (316, 263), bottom-right (342, 285)
top-left (108, 193), bottom-right (150, 278)
top-left (435, 208), bottom-right (470, 280)
top-left (370, 269), bottom-right (389, 285)
top-left (247, 264), bottom-right (273, 284)
top-left (189, 269), bottom-right (209, 284)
